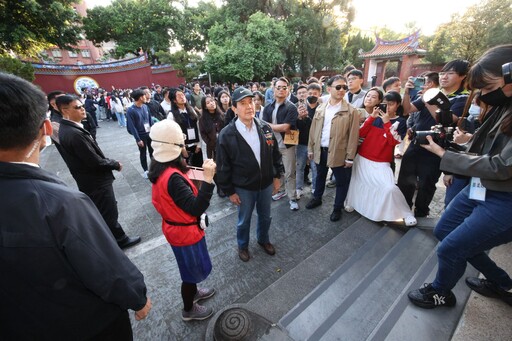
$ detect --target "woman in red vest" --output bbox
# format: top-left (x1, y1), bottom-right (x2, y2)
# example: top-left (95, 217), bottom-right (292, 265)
top-left (148, 119), bottom-right (217, 322)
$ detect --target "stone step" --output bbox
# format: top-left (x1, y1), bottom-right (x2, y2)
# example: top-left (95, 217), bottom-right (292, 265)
top-left (281, 227), bottom-right (439, 341)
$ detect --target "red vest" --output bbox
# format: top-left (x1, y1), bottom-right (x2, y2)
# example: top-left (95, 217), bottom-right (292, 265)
top-left (152, 167), bottom-right (205, 246)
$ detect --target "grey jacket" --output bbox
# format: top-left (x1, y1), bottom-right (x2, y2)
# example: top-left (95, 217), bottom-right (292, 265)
top-left (440, 105), bottom-right (512, 192)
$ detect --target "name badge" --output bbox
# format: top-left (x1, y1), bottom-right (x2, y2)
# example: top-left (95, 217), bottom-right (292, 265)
top-left (187, 128), bottom-right (196, 140)
top-left (469, 177), bottom-right (486, 201)
top-left (144, 123), bottom-right (150, 132)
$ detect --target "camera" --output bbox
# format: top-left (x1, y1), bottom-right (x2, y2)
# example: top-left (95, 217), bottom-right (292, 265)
top-left (414, 88), bottom-right (459, 149)
top-left (412, 77), bottom-right (425, 91)
top-left (378, 103), bottom-right (387, 112)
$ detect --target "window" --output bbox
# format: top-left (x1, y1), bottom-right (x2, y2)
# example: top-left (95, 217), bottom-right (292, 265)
top-left (81, 49), bottom-right (91, 58)
top-left (68, 51), bottom-right (78, 58)
top-left (51, 49), bottom-right (62, 57)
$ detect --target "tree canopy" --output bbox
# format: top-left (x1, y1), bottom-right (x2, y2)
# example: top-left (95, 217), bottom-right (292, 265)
top-left (0, 0), bottom-right (82, 57)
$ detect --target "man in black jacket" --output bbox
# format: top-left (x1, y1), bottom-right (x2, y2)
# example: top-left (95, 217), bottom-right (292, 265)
top-left (216, 87), bottom-right (283, 262)
top-left (56, 95), bottom-right (141, 249)
top-left (0, 73), bottom-right (151, 340)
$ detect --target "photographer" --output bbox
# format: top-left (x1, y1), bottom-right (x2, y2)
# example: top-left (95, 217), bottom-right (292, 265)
top-left (408, 45), bottom-right (512, 309)
top-left (398, 61), bottom-right (470, 217)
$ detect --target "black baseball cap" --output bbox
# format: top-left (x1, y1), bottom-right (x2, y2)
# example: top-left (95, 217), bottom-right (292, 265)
top-left (231, 87), bottom-right (254, 103)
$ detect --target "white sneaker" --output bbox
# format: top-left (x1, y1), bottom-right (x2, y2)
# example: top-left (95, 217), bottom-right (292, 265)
top-left (296, 189), bottom-right (304, 199)
top-left (404, 216), bottom-right (417, 227)
top-left (142, 170), bottom-right (149, 179)
top-left (289, 200), bottom-right (299, 211)
top-left (272, 191), bottom-right (286, 201)
top-left (344, 205), bottom-right (354, 213)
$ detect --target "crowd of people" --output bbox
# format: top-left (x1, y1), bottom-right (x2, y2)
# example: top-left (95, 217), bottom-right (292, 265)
top-left (1, 44), bottom-right (511, 338)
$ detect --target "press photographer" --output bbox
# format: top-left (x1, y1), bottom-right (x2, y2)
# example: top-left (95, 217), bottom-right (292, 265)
top-left (408, 44), bottom-right (512, 309)
top-left (398, 61), bottom-right (470, 217)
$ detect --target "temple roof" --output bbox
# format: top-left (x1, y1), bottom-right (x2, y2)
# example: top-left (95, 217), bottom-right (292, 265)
top-left (359, 31), bottom-right (426, 59)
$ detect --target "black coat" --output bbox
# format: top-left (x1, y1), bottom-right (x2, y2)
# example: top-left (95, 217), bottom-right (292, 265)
top-left (58, 120), bottom-right (120, 193)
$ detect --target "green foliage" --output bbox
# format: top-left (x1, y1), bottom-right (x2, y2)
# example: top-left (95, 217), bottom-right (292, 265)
top-left (0, 56), bottom-right (35, 81)
top-left (83, 0), bottom-right (181, 58)
top-left (425, 0), bottom-right (512, 63)
top-left (178, 1), bottom-right (221, 53)
top-left (155, 50), bottom-right (203, 82)
top-left (0, 0), bottom-right (82, 57)
top-left (204, 12), bottom-right (289, 82)
top-left (340, 31), bottom-right (374, 69)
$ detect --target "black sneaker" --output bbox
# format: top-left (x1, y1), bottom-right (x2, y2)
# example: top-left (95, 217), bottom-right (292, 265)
top-left (306, 197), bottom-right (322, 209)
top-left (330, 209), bottom-right (342, 222)
top-left (408, 283), bottom-right (456, 309)
top-left (465, 277), bottom-right (512, 306)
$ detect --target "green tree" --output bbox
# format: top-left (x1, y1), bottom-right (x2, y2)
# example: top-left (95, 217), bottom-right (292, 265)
top-left (155, 50), bottom-right (203, 82)
top-left (83, 0), bottom-right (181, 59)
top-left (204, 12), bottom-right (289, 82)
top-left (0, 56), bottom-right (35, 81)
top-left (426, 0), bottom-right (512, 63)
top-left (0, 0), bottom-right (82, 57)
top-left (340, 31), bottom-right (374, 69)
top-left (178, 1), bottom-right (221, 53)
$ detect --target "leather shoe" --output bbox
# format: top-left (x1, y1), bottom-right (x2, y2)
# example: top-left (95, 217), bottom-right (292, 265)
top-left (118, 235), bottom-right (141, 249)
top-left (258, 242), bottom-right (276, 256)
top-left (330, 209), bottom-right (342, 222)
top-left (306, 197), bottom-right (322, 209)
top-left (238, 249), bottom-right (250, 262)
top-left (465, 277), bottom-right (512, 305)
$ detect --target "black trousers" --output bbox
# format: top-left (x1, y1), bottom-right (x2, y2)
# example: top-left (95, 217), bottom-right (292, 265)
top-left (138, 134), bottom-right (153, 171)
top-left (86, 184), bottom-right (127, 241)
top-left (397, 145), bottom-right (441, 217)
top-left (87, 311), bottom-right (133, 341)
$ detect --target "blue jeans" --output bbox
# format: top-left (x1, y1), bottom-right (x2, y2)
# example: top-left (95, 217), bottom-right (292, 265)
top-left (432, 186), bottom-right (512, 294)
top-left (235, 184), bottom-right (273, 250)
top-left (444, 176), bottom-right (470, 207)
top-left (296, 144), bottom-right (316, 191)
top-left (115, 112), bottom-right (126, 127)
top-left (314, 148), bottom-right (352, 210)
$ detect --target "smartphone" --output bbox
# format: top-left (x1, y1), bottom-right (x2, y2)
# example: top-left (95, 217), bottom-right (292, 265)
top-left (413, 77), bottom-right (425, 91)
top-left (378, 103), bottom-right (387, 112)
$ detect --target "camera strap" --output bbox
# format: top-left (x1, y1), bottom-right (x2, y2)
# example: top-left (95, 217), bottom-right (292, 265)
top-left (456, 90), bottom-right (476, 131)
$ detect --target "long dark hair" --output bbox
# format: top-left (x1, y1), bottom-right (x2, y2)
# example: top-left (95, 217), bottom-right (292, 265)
top-left (361, 87), bottom-right (383, 110)
top-left (148, 156), bottom-right (189, 184)
top-left (200, 96), bottom-right (225, 133)
top-left (169, 88), bottom-right (198, 124)
top-left (467, 44), bottom-right (512, 135)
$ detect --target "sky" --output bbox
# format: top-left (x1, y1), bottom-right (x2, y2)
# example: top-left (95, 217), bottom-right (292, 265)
top-left (85, 0), bottom-right (481, 37)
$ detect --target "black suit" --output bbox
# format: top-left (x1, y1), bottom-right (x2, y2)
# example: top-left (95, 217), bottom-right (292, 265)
top-left (58, 120), bottom-right (127, 241)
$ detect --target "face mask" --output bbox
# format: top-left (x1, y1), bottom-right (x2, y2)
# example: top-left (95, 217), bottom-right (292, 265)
top-left (468, 104), bottom-right (481, 117)
top-left (307, 96), bottom-right (318, 104)
top-left (479, 87), bottom-right (508, 106)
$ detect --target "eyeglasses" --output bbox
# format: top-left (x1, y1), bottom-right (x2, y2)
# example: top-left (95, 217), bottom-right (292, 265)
top-left (334, 84), bottom-right (348, 91)
top-left (347, 77), bottom-right (359, 82)
top-left (275, 86), bottom-right (288, 90)
top-left (439, 71), bottom-right (458, 77)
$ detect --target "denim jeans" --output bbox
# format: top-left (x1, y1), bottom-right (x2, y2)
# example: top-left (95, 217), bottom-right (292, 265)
top-left (296, 144), bottom-right (316, 191)
top-left (114, 112), bottom-right (126, 127)
top-left (444, 176), bottom-right (470, 207)
top-left (314, 148), bottom-right (352, 210)
top-left (235, 184), bottom-right (273, 250)
top-left (432, 186), bottom-right (512, 294)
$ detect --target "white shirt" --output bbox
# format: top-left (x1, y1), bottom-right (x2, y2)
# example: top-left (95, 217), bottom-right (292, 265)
top-left (271, 102), bottom-right (285, 149)
top-left (321, 99), bottom-right (341, 148)
top-left (235, 118), bottom-right (261, 166)
top-left (161, 100), bottom-right (173, 120)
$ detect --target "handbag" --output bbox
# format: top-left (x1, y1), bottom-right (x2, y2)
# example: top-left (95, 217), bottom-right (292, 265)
top-left (284, 130), bottom-right (299, 145)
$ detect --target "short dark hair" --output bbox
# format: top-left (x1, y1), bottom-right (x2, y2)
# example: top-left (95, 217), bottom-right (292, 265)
top-left (348, 70), bottom-right (363, 79)
top-left (297, 85), bottom-right (307, 92)
top-left (326, 75), bottom-right (346, 86)
top-left (342, 65), bottom-right (356, 75)
top-left (131, 89), bottom-right (146, 101)
top-left (383, 90), bottom-right (404, 116)
top-left (55, 95), bottom-right (80, 111)
top-left (276, 77), bottom-right (290, 85)
top-left (424, 72), bottom-right (440, 86)
top-left (0, 73), bottom-right (47, 149)
top-left (307, 83), bottom-right (322, 92)
top-left (382, 77), bottom-right (400, 92)
top-left (442, 59), bottom-right (470, 76)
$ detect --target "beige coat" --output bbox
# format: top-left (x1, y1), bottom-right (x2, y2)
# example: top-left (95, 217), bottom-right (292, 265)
top-left (308, 99), bottom-right (360, 168)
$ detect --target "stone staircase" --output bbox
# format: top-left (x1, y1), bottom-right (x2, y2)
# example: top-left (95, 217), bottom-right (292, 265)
top-left (243, 217), bottom-right (477, 341)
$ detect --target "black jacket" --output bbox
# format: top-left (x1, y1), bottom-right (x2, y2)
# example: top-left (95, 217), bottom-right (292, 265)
top-left (146, 100), bottom-right (166, 121)
top-left (58, 120), bottom-right (120, 193)
top-left (216, 118), bottom-right (284, 195)
top-left (262, 99), bottom-right (298, 148)
top-left (0, 162), bottom-right (147, 340)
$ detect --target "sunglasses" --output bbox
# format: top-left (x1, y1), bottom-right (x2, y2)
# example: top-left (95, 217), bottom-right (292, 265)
top-left (275, 86), bottom-right (288, 90)
top-left (333, 84), bottom-right (348, 91)
top-left (72, 104), bottom-right (84, 110)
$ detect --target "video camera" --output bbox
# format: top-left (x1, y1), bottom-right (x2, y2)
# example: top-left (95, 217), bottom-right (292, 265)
top-left (414, 88), bottom-right (457, 148)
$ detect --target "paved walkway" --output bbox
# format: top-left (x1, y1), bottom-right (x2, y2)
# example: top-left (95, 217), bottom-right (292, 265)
top-left (38, 119), bottom-right (510, 340)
